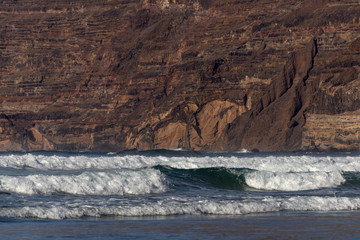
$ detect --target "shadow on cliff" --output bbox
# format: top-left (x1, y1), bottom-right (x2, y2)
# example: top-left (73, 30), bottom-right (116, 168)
top-left (224, 38), bottom-right (319, 152)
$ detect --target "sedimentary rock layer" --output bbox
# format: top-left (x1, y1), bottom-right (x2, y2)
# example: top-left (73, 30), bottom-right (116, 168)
top-left (0, 0), bottom-right (359, 152)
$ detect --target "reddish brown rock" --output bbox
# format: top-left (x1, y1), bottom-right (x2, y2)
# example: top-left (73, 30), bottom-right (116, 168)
top-left (0, 0), bottom-right (359, 152)
top-left (26, 127), bottom-right (54, 151)
top-left (303, 110), bottom-right (360, 151)
top-left (154, 121), bottom-right (186, 149)
top-left (189, 100), bottom-right (247, 150)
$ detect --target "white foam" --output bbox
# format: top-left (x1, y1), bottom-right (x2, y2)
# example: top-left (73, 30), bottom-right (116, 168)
top-left (245, 170), bottom-right (345, 191)
top-left (1, 153), bottom-right (360, 173)
top-left (2, 196), bottom-right (360, 219)
top-left (0, 168), bottom-right (168, 196)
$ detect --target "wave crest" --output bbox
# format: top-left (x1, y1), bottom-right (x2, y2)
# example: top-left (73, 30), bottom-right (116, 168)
top-left (0, 168), bottom-right (168, 196)
top-left (244, 170), bottom-right (345, 191)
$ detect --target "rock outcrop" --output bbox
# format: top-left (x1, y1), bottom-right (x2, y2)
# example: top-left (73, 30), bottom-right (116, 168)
top-left (0, 0), bottom-right (359, 152)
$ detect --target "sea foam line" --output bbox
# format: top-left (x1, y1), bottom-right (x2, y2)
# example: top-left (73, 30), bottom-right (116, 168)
top-left (1, 196), bottom-right (360, 219)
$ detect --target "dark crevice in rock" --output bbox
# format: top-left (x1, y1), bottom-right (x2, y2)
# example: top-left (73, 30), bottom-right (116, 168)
top-left (224, 38), bottom-right (318, 151)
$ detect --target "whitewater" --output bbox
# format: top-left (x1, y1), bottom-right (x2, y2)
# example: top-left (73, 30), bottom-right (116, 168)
top-left (1, 151), bottom-right (360, 220)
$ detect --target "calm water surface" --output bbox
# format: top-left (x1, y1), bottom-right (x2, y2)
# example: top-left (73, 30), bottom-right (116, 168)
top-left (2, 213), bottom-right (360, 239)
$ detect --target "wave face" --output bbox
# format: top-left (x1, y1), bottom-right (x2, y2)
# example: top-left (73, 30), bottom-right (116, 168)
top-left (1, 151), bottom-right (360, 219)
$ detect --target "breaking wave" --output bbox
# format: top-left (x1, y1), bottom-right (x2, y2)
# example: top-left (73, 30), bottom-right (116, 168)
top-left (1, 151), bottom-right (360, 220)
top-left (158, 167), bottom-right (348, 191)
top-left (1, 152), bottom-right (360, 173)
top-left (1, 196), bottom-right (360, 219)
top-left (0, 166), bottom-right (354, 195)
top-left (0, 168), bottom-right (168, 196)
top-left (244, 170), bottom-right (345, 191)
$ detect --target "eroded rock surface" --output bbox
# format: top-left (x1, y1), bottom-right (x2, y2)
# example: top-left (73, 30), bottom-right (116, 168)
top-left (0, 0), bottom-right (359, 152)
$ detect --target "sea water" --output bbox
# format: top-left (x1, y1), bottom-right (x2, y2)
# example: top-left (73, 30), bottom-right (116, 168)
top-left (1, 150), bottom-right (360, 239)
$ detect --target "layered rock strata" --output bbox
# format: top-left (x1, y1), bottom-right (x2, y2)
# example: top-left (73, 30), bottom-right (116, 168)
top-left (0, 0), bottom-right (359, 152)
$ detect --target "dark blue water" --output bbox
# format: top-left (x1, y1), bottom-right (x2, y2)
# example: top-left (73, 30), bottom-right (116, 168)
top-left (1, 151), bottom-right (360, 239)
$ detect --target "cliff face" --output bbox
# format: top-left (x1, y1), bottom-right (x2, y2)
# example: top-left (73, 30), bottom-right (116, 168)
top-left (0, 0), bottom-right (359, 152)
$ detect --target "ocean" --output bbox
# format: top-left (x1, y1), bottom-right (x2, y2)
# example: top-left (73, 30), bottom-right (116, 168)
top-left (1, 150), bottom-right (360, 239)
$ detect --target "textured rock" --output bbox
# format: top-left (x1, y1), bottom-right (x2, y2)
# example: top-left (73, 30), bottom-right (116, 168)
top-left (190, 100), bottom-right (247, 150)
top-left (0, 0), bottom-right (359, 152)
top-left (303, 110), bottom-right (360, 151)
top-left (224, 38), bottom-right (319, 151)
top-left (154, 121), bottom-right (186, 149)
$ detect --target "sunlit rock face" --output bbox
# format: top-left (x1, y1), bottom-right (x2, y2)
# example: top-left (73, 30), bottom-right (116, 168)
top-left (0, 0), bottom-right (359, 152)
